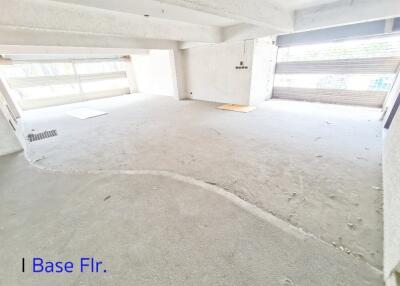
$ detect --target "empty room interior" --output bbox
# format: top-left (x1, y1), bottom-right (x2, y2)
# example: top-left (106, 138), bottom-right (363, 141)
top-left (1, 0), bottom-right (400, 285)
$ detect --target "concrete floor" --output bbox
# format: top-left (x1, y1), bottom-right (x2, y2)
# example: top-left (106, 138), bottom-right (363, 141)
top-left (0, 152), bottom-right (382, 285)
top-left (0, 94), bottom-right (383, 285)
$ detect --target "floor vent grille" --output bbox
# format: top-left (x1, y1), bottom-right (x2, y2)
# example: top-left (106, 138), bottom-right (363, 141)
top-left (27, 130), bottom-right (58, 142)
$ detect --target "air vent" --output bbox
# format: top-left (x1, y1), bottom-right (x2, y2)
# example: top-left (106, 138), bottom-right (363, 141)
top-left (27, 130), bottom-right (57, 142)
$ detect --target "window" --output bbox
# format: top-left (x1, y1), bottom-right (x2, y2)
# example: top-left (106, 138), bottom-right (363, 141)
top-left (274, 74), bottom-right (395, 92)
top-left (15, 84), bottom-right (81, 100)
top-left (0, 56), bottom-right (131, 110)
top-left (277, 35), bottom-right (400, 62)
top-left (74, 61), bottom-right (125, 74)
top-left (1, 63), bottom-right (75, 78)
top-left (273, 35), bottom-right (400, 107)
top-left (81, 78), bottom-right (129, 93)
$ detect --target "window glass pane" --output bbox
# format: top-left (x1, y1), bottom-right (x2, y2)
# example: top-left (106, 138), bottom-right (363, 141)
top-left (274, 74), bottom-right (395, 92)
top-left (2, 59), bottom-right (129, 106)
top-left (277, 35), bottom-right (400, 62)
top-left (75, 61), bottom-right (125, 74)
top-left (81, 78), bottom-right (129, 93)
top-left (0, 63), bottom-right (74, 78)
top-left (13, 84), bottom-right (81, 100)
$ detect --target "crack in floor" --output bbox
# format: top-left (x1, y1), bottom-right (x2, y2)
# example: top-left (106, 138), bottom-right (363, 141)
top-left (26, 154), bottom-right (382, 276)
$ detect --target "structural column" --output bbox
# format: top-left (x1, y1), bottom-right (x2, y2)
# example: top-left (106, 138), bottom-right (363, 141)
top-left (170, 49), bottom-right (188, 100)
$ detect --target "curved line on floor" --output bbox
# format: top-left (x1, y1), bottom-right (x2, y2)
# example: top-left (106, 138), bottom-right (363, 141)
top-left (27, 156), bottom-right (382, 275)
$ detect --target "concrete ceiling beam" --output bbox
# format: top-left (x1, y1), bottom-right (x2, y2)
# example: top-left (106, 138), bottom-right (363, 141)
top-left (154, 0), bottom-right (294, 32)
top-left (222, 24), bottom-right (280, 42)
top-left (295, 0), bottom-right (400, 32)
top-left (0, 26), bottom-right (179, 51)
top-left (0, 0), bottom-right (222, 44)
top-left (50, 0), bottom-right (238, 28)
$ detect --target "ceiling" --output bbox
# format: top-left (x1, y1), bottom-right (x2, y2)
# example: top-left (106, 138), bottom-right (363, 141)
top-left (51, 0), bottom-right (344, 28)
top-left (274, 0), bottom-right (340, 10)
top-left (52, 0), bottom-right (239, 27)
top-left (1, 0), bottom-right (398, 47)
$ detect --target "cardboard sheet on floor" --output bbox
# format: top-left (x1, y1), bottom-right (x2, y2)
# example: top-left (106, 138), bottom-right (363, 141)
top-left (217, 104), bottom-right (256, 113)
top-left (67, 108), bottom-right (108, 119)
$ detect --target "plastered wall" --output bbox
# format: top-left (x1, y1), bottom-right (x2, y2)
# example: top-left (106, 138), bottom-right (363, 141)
top-left (384, 70), bottom-right (400, 285)
top-left (249, 37), bottom-right (277, 106)
top-left (183, 40), bottom-right (254, 105)
top-left (0, 96), bottom-right (22, 157)
top-left (384, 100), bottom-right (400, 284)
top-left (131, 50), bottom-right (175, 97)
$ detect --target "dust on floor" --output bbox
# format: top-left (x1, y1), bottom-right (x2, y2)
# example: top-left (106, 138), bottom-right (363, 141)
top-left (0, 152), bottom-right (383, 285)
top-left (21, 94), bottom-right (383, 269)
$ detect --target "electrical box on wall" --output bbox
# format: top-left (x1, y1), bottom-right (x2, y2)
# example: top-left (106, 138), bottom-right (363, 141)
top-left (235, 61), bottom-right (248, 70)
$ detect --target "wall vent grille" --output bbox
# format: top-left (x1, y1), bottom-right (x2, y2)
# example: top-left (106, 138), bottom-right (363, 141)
top-left (27, 130), bottom-right (57, 142)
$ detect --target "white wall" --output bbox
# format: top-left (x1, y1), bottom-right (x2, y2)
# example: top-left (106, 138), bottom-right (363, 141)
top-left (0, 92), bottom-right (22, 157)
top-left (384, 71), bottom-right (400, 285)
top-left (170, 49), bottom-right (188, 100)
top-left (249, 37), bottom-right (277, 106)
top-left (183, 40), bottom-right (254, 105)
top-left (384, 108), bottom-right (400, 285)
top-left (384, 72), bottom-right (400, 125)
top-left (131, 50), bottom-right (176, 97)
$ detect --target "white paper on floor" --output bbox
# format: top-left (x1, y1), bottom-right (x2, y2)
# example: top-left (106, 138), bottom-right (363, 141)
top-left (67, 108), bottom-right (108, 120)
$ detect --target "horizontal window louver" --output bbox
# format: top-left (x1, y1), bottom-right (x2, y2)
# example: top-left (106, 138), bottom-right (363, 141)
top-left (0, 57), bottom-right (131, 110)
top-left (272, 35), bottom-right (400, 107)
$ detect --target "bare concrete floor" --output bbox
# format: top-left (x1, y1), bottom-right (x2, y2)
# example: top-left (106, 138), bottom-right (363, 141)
top-left (0, 94), bottom-right (383, 284)
top-left (22, 94), bottom-right (383, 269)
top-left (0, 152), bottom-right (382, 285)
